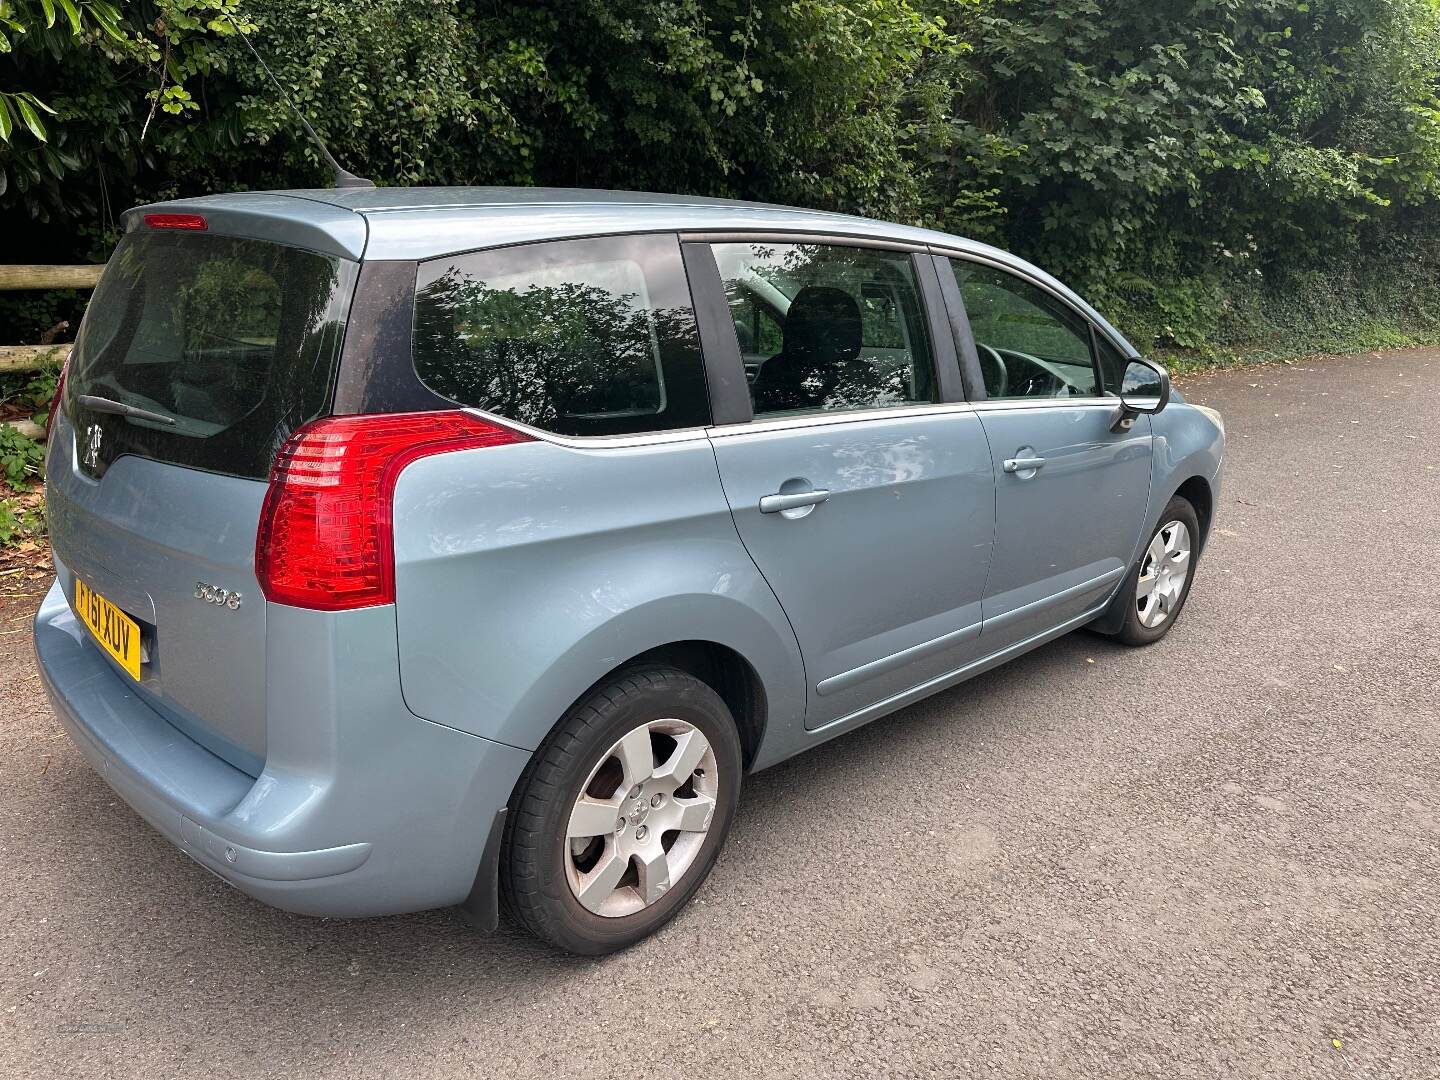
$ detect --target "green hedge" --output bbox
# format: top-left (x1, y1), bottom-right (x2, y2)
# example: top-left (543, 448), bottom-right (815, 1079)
top-left (3, 0), bottom-right (1440, 358)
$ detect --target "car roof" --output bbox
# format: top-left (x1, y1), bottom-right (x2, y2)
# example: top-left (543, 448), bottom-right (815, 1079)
top-left (270, 185), bottom-right (828, 215)
top-left (134, 185), bottom-right (1011, 262)
top-left (124, 186), bottom-right (1135, 353)
top-left (294, 185), bottom-right (1017, 262)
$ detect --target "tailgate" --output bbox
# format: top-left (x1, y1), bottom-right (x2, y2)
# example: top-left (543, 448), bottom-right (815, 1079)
top-left (47, 213), bottom-right (360, 773)
top-left (48, 414), bottom-right (270, 772)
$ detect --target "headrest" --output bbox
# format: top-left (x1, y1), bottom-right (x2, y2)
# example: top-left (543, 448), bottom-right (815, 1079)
top-left (782, 285), bottom-right (861, 362)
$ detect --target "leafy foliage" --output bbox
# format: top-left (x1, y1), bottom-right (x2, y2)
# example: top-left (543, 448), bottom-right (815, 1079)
top-left (0, 423), bottom-right (44, 488)
top-left (932, 1), bottom-right (1440, 277)
top-left (0, 363), bottom-right (57, 549)
top-left (0, 496), bottom-right (44, 545)
top-left (0, 359), bottom-right (61, 414)
top-left (2, 0), bottom-right (1440, 358)
top-left (0, 0), bottom-right (251, 214)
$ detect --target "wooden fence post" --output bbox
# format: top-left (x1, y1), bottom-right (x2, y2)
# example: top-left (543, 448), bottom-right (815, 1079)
top-left (0, 265), bottom-right (103, 373)
top-left (0, 265), bottom-right (105, 291)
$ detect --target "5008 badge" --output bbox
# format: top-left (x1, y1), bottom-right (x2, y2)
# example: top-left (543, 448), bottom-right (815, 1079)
top-left (195, 582), bottom-right (243, 610)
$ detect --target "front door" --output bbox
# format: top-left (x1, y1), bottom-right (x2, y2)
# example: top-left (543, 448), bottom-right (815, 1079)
top-left (945, 258), bottom-right (1153, 644)
top-left (702, 240), bottom-right (995, 729)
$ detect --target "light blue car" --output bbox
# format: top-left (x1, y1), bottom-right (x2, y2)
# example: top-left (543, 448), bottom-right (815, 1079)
top-left (35, 188), bottom-right (1224, 953)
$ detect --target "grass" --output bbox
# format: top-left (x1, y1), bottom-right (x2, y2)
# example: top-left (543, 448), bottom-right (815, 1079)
top-left (1156, 326), bottom-right (1440, 378)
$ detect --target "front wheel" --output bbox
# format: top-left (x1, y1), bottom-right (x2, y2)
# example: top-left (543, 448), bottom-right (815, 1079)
top-left (501, 666), bottom-right (742, 954)
top-left (1112, 495), bottom-right (1201, 646)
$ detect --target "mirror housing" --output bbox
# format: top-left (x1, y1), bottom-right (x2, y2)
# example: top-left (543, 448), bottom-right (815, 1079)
top-left (1110, 357), bottom-right (1170, 432)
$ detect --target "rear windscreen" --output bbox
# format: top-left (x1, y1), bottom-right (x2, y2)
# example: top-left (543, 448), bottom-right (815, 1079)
top-left (65, 229), bottom-right (357, 480)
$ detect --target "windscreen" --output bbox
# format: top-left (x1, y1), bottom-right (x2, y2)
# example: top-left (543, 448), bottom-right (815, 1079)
top-left (65, 229), bottom-right (357, 480)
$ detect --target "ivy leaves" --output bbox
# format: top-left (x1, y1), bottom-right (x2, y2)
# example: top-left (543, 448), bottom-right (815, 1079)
top-left (2, 0), bottom-right (1439, 335)
top-left (930, 0), bottom-right (1440, 293)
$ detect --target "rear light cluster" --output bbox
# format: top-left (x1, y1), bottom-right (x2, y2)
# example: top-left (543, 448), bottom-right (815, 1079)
top-left (255, 411), bottom-right (530, 610)
top-left (46, 358), bottom-right (69, 443)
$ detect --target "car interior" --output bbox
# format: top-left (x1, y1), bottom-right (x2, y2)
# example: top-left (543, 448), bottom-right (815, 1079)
top-left (723, 251), bottom-right (935, 417)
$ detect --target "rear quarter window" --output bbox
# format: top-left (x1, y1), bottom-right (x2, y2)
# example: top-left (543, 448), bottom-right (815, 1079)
top-left (411, 234), bottom-right (710, 437)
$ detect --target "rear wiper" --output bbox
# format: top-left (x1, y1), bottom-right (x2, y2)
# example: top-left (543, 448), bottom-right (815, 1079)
top-left (76, 394), bottom-right (177, 426)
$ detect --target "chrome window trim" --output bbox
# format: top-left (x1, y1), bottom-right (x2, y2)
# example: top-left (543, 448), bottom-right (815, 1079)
top-left (466, 386), bottom-right (1127, 448)
top-left (471, 397), bottom-right (1135, 449)
top-left (967, 397), bottom-right (1122, 412)
top-left (451, 232), bottom-right (1135, 448)
top-left (705, 401), bottom-right (980, 439)
top-left (460, 407), bottom-right (712, 449)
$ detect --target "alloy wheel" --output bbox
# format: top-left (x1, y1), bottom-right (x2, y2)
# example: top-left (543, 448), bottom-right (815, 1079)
top-left (564, 719), bottom-right (719, 918)
top-left (1136, 520), bottom-right (1192, 629)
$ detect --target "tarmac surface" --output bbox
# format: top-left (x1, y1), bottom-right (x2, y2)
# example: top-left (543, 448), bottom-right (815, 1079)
top-left (2, 348), bottom-right (1437, 1078)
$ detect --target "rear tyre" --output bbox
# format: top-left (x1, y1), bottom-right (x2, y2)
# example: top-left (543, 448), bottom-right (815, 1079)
top-left (1112, 495), bottom-right (1201, 646)
top-left (501, 666), bottom-right (742, 955)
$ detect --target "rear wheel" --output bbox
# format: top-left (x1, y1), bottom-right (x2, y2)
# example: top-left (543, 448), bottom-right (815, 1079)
top-left (1112, 495), bottom-right (1201, 646)
top-left (501, 666), bottom-right (742, 954)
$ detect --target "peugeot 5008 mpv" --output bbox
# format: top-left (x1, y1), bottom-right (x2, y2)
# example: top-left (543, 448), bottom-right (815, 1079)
top-left (36, 187), bottom-right (1224, 954)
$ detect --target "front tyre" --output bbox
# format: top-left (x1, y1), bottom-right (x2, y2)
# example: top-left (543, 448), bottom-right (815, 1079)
top-left (1113, 495), bottom-right (1201, 646)
top-left (501, 666), bottom-right (742, 955)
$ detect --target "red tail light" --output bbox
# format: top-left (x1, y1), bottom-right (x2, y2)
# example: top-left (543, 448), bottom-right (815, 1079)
top-left (144, 212), bottom-right (208, 230)
top-left (255, 411), bottom-right (531, 610)
top-left (45, 357), bottom-right (69, 444)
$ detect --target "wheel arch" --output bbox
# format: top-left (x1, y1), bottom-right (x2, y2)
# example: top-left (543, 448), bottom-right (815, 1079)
top-left (625, 642), bottom-right (767, 769)
top-left (552, 640), bottom-right (768, 771)
top-left (468, 622), bottom-right (786, 935)
top-left (1174, 474), bottom-right (1214, 553)
top-left (496, 591), bottom-right (803, 768)
top-left (1147, 401), bottom-right (1224, 557)
top-left (1091, 468), bottom-right (1216, 636)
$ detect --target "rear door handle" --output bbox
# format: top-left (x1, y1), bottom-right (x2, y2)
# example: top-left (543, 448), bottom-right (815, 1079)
top-left (759, 489), bottom-right (830, 514)
top-left (1002, 456), bottom-right (1046, 474)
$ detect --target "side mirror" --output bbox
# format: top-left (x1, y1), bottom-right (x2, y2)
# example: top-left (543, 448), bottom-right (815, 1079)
top-left (1111, 357), bottom-right (1170, 432)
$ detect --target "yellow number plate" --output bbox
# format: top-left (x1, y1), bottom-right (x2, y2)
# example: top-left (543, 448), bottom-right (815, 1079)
top-left (74, 577), bottom-right (142, 681)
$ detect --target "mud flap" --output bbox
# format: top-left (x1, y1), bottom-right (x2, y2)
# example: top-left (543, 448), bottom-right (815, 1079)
top-left (459, 808), bottom-right (507, 932)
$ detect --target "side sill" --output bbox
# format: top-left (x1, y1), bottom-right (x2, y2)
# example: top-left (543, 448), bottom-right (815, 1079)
top-left (981, 566), bottom-right (1125, 635)
top-left (813, 566), bottom-right (1123, 702)
top-left (811, 601), bottom-right (1108, 738)
top-left (815, 620), bottom-right (981, 698)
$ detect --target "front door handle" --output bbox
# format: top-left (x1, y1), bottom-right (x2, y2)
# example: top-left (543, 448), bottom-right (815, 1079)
top-left (1002, 456), bottom-right (1046, 474)
top-left (759, 489), bottom-right (830, 514)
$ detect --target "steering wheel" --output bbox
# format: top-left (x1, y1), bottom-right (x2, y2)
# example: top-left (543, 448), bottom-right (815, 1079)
top-left (976, 342), bottom-right (1008, 398)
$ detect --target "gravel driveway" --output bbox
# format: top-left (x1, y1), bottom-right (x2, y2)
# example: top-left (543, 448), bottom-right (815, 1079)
top-left (2, 348), bottom-right (1437, 1079)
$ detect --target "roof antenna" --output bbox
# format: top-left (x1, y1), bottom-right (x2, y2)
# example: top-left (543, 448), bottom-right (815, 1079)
top-left (224, 13), bottom-right (375, 190)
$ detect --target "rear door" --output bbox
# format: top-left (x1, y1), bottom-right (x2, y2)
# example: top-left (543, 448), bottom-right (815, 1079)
top-left (697, 239), bottom-right (995, 730)
top-left (939, 257), bottom-right (1152, 645)
top-left (49, 216), bottom-right (357, 772)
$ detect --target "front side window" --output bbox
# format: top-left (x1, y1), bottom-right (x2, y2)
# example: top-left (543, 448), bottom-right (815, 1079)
top-left (413, 234), bottom-right (710, 437)
top-left (710, 242), bottom-right (938, 418)
top-left (954, 261), bottom-right (1100, 399)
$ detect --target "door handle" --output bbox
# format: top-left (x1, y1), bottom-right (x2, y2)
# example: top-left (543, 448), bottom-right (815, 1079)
top-left (1002, 456), bottom-right (1046, 473)
top-left (759, 489), bottom-right (830, 514)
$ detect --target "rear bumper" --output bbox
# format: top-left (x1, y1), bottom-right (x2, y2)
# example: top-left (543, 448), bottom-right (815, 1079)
top-left (34, 576), bottom-right (531, 917)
